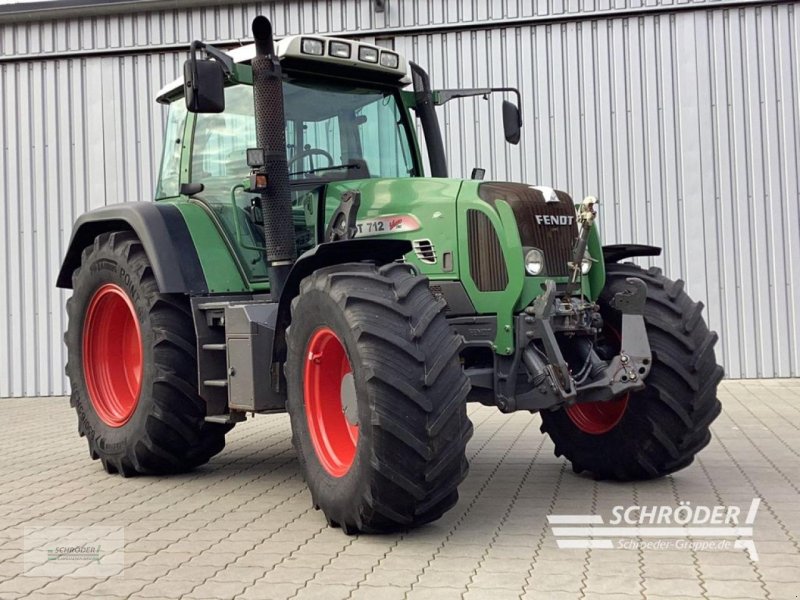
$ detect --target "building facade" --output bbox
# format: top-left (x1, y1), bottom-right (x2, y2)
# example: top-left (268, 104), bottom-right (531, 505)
top-left (0, 0), bottom-right (798, 396)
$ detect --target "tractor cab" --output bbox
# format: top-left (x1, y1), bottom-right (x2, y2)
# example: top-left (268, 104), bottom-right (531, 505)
top-left (155, 38), bottom-right (424, 277)
top-left (154, 34), bottom-right (521, 285)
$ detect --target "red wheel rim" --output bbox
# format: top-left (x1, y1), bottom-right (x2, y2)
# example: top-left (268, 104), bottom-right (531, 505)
top-left (304, 327), bottom-right (359, 478)
top-left (82, 284), bottom-right (143, 427)
top-left (566, 323), bottom-right (629, 435)
top-left (566, 394), bottom-right (629, 434)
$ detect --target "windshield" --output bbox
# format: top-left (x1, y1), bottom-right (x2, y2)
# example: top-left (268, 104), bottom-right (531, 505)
top-left (284, 79), bottom-right (416, 179)
top-left (190, 81), bottom-right (416, 198)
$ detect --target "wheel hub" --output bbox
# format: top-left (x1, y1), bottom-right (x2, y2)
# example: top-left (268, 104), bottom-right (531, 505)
top-left (82, 284), bottom-right (143, 427)
top-left (566, 394), bottom-right (629, 434)
top-left (304, 327), bottom-right (359, 477)
top-left (566, 322), bottom-right (629, 434)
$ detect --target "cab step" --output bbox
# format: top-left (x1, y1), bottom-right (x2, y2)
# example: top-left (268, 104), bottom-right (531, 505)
top-left (203, 379), bottom-right (228, 388)
top-left (204, 412), bottom-right (247, 424)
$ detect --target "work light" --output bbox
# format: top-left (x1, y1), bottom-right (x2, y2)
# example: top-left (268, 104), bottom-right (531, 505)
top-left (379, 51), bottom-right (399, 68)
top-left (301, 38), bottom-right (324, 56)
top-left (359, 46), bottom-right (379, 63)
top-left (329, 41), bottom-right (351, 59)
top-left (581, 252), bottom-right (594, 275)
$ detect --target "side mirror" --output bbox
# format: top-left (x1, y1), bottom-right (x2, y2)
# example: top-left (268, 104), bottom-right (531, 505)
top-left (183, 42), bottom-right (226, 113)
top-left (502, 100), bottom-right (521, 145)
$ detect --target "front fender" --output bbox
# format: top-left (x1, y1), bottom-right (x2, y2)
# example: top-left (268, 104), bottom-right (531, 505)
top-left (56, 202), bottom-right (207, 294)
top-left (272, 238), bottom-right (412, 361)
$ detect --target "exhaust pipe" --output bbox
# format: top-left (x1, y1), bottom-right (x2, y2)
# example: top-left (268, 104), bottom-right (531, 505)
top-left (251, 16), bottom-right (296, 298)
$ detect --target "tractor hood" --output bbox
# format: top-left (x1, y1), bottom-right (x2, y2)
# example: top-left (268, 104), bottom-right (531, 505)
top-left (323, 178), bottom-right (464, 280)
top-left (319, 177), bottom-right (604, 314)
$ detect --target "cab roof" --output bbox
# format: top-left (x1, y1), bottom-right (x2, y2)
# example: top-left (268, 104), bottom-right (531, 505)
top-left (156, 35), bottom-right (410, 104)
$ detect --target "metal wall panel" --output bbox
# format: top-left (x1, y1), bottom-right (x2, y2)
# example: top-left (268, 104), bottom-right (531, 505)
top-left (0, 52), bottom-right (184, 397)
top-left (0, 1), bottom-right (797, 396)
top-left (0, 0), bottom-right (779, 57)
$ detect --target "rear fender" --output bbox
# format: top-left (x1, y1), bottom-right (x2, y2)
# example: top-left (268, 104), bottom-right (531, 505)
top-left (56, 203), bottom-right (208, 294)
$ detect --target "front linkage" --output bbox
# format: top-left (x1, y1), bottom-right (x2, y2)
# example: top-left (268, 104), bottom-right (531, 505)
top-left (484, 197), bottom-right (652, 414)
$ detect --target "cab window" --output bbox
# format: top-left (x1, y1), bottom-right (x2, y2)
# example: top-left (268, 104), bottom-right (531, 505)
top-left (155, 101), bottom-right (187, 199)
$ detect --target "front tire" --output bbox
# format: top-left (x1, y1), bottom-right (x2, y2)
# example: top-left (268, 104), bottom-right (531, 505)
top-left (65, 231), bottom-right (230, 476)
top-left (540, 263), bottom-right (723, 480)
top-left (285, 262), bottom-right (472, 533)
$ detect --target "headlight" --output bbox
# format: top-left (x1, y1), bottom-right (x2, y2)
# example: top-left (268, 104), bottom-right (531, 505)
top-left (525, 248), bottom-right (545, 276)
top-left (581, 252), bottom-right (593, 275)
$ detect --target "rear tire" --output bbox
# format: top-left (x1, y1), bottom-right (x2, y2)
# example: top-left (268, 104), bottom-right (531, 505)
top-left (286, 262), bottom-right (472, 533)
top-left (540, 262), bottom-right (723, 480)
top-left (65, 231), bottom-right (230, 476)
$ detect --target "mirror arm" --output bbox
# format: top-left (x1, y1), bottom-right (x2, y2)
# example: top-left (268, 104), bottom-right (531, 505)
top-left (434, 87), bottom-right (522, 124)
top-left (189, 40), bottom-right (234, 76)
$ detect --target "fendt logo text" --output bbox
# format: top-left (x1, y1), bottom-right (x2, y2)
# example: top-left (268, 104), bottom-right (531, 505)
top-left (535, 215), bottom-right (574, 226)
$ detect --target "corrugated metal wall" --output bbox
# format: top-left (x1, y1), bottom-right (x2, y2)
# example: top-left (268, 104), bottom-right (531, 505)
top-left (1, 0), bottom-right (798, 396)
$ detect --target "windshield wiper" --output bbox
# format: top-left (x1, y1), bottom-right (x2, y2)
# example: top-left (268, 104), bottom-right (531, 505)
top-left (289, 163), bottom-right (360, 177)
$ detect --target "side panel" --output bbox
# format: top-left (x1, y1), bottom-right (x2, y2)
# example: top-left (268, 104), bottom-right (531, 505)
top-left (323, 178), bottom-right (463, 279)
top-left (171, 201), bottom-right (252, 293)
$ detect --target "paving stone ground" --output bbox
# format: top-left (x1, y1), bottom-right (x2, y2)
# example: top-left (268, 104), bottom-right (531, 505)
top-left (1, 379), bottom-right (799, 599)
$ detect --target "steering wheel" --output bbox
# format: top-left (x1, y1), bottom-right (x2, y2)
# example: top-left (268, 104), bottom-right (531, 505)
top-left (288, 148), bottom-right (334, 173)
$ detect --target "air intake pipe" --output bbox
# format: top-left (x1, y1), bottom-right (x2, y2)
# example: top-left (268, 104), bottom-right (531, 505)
top-left (251, 16), bottom-right (296, 298)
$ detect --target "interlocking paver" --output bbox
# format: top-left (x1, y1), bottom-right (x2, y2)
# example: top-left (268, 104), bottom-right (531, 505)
top-left (470, 569), bottom-right (530, 589)
top-left (80, 578), bottom-right (151, 597)
top-left (703, 579), bottom-right (770, 599)
top-left (185, 580), bottom-right (251, 599)
top-left (348, 585), bottom-right (408, 600)
top-left (643, 577), bottom-right (703, 597)
top-left (0, 576), bottom-right (52, 594)
top-left (235, 581), bottom-right (300, 599)
top-left (1, 381), bottom-right (799, 599)
top-left (292, 582), bottom-right (354, 599)
top-left (411, 587), bottom-right (470, 600)
top-left (132, 579), bottom-right (200, 598)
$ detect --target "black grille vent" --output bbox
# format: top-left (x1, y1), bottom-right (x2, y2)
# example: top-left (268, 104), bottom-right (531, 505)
top-left (477, 182), bottom-right (577, 277)
top-left (467, 209), bottom-right (509, 291)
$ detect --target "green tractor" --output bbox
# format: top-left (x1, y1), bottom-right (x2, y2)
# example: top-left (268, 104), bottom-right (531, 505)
top-left (58, 17), bottom-right (722, 533)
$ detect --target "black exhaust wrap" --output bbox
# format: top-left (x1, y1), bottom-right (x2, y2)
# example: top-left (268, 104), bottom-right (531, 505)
top-left (252, 16), bottom-right (296, 297)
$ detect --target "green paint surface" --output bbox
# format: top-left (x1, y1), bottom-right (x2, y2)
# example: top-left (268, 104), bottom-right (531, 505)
top-left (169, 201), bottom-right (251, 293)
top-left (324, 178), bottom-right (463, 279)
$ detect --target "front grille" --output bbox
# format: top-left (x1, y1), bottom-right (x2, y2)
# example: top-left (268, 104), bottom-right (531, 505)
top-left (478, 182), bottom-right (577, 276)
top-left (467, 209), bottom-right (509, 291)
